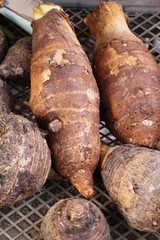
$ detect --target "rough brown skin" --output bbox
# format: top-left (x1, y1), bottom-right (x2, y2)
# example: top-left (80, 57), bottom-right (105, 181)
top-left (0, 36), bottom-right (32, 83)
top-left (84, 2), bottom-right (160, 150)
top-left (0, 113), bottom-right (51, 206)
top-left (38, 198), bottom-right (111, 240)
top-left (100, 142), bottom-right (160, 232)
top-left (0, 79), bottom-right (12, 113)
top-left (0, 29), bottom-right (8, 63)
top-left (29, 3), bottom-right (100, 199)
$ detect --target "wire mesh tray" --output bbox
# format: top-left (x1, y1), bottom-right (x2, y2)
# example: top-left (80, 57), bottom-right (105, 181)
top-left (0, 5), bottom-right (160, 240)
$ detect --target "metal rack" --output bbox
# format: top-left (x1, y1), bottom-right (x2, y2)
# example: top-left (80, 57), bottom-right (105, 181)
top-left (0, 4), bottom-right (160, 240)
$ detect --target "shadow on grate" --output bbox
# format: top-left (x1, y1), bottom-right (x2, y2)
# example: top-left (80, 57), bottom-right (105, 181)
top-left (0, 6), bottom-right (160, 240)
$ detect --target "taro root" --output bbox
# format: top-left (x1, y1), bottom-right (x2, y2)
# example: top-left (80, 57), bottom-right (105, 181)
top-left (38, 198), bottom-right (111, 240)
top-left (0, 29), bottom-right (8, 63)
top-left (0, 79), bottom-right (12, 113)
top-left (29, 3), bottom-right (100, 199)
top-left (84, 2), bottom-right (160, 150)
top-left (100, 141), bottom-right (160, 232)
top-left (0, 36), bottom-right (32, 83)
top-left (0, 113), bottom-right (51, 206)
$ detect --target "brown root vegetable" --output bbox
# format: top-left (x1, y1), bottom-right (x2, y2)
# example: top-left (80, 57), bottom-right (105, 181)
top-left (84, 2), bottom-right (160, 150)
top-left (0, 113), bottom-right (51, 206)
top-left (100, 141), bottom-right (160, 232)
top-left (0, 29), bottom-right (8, 63)
top-left (0, 79), bottom-right (12, 113)
top-left (29, 3), bottom-right (100, 199)
top-left (0, 36), bottom-right (32, 82)
top-left (38, 198), bottom-right (111, 240)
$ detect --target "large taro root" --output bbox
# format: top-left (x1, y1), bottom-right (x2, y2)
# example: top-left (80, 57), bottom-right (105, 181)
top-left (38, 198), bottom-right (111, 240)
top-left (84, 2), bottom-right (160, 150)
top-left (0, 36), bottom-right (32, 82)
top-left (29, 3), bottom-right (100, 199)
top-left (100, 141), bottom-right (160, 232)
top-left (0, 113), bottom-right (51, 206)
top-left (0, 29), bottom-right (8, 63)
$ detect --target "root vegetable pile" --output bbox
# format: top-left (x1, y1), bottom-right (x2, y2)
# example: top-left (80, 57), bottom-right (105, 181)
top-left (0, 36), bottom-right (32, 82)
top-left (38, 198), bottom-right (111, 240)
top-left (84, 1), bottom-right (160, 150)
top-left (100, 142), bottom-right (160, 233)
top-left (1, 0), bottom-right (160, 236)
top-left (29, 3), bottom-right (100, 199)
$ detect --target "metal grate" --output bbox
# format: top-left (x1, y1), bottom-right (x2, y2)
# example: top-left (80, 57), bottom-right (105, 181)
top-left (0, 6), bottom-right (160, 240)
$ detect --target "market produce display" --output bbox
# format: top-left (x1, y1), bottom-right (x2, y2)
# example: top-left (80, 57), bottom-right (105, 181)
top-left (38, 198), bottom-right (111, 240)
top-left (0, 36), bottom-right (32, 82)
top-left (0, 1), bottom-right (160, 238)
top-left (100, 141), bottom-right (160, 233)
top-left (84, 1), bottom-right (160, 150)
top-left (29, 2), bottom-right (100, 199)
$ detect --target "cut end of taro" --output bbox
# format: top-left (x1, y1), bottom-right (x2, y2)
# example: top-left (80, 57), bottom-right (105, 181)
top-left (33, 3), bottom-right (63, 20)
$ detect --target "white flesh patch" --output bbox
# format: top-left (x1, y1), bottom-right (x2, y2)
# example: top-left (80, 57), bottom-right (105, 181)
top-left (142, 120), bottom-right (153, 126)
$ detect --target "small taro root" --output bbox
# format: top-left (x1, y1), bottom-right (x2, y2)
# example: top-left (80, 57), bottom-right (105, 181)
top-left (29, 3), bottom-right (100, 199)
top-left (0, 113), bottom-right (51, 206)
top-left (0, 36), bottom-right (32, 82)
top-left (84, 2), bottom-right (160, 150)
top-left (38, 198), bottom-right (111, 240)
top-left (0, 79), bottom-right (12, 113)
top-left (100, 141), bottom-right (160, 232)
top-left (0, 29), bottom-right (8, 63)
